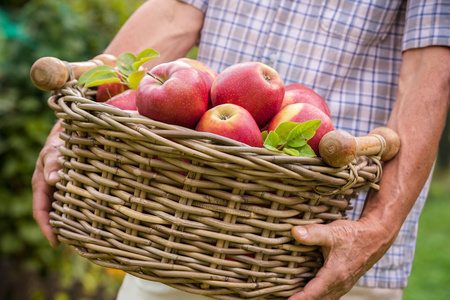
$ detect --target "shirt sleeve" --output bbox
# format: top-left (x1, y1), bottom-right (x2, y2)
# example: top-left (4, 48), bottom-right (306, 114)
top-left (178, 0), bottom-right (208, 13)
top-left (402, 0), bottom-right (450, 50)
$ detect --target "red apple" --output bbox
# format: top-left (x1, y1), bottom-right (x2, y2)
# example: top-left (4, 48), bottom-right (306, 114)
top-left (96, 82), bottom-right (128, 102)
top-left (96, 67), bottom-right (129, 102)
top-left (105, 89), bottom-right (137, 111)
top-left (136, 61), bottom-right (208, 128)
top-left (177, 58), bottom-right (218, 91)
top-left (284, 83), bottom-right (315, 92)
top-left (211, 62), bottom-right (284, 128)
top-left (281, 88), bottom-right (330, 116)
top-left (177, 58), bottom-right (219, 109)
top-left (267, 103), bottom-right (335, 155)
top-left (196, 104), bottom-right (263, 147)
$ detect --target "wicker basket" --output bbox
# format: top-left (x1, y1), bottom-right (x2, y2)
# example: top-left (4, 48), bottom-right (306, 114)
top-left (33, 57), bottom-right (390, 300)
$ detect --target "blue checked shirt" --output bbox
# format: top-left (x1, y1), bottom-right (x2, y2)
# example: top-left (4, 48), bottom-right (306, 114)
top-left (181, 0), bottom-right (450, 289)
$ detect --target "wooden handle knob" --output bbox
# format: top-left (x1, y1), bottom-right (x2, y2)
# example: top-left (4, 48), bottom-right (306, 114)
top-left (30, 54), bottom-right (117, 91)
top-left (319, 127), bottom-right (400, 167)
top-left (369, 127), bottom-right (401, 161)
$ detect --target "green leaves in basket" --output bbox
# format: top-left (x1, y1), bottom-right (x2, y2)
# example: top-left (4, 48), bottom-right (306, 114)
top-left (77, 48), bottom-right (160, 89)
top-left (78, 65), bottom-right (120, 88)
top-left (261, 120), bottom-right (321, 157)
top-left (133, 48), bottom-right (160, 70)
top-left (116, 52), bottom-right (138, 76)
top-left (128, 70), bottom-right (146, 89)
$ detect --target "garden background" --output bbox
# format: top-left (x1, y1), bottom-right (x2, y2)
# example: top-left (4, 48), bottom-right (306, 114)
top-left (1, 1), bottom-right (449, 299)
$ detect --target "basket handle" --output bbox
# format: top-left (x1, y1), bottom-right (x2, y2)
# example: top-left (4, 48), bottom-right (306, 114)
top-left (30, 54), bottom-right (117, 91)
top-left (319, 127), bottom-right (400, 167)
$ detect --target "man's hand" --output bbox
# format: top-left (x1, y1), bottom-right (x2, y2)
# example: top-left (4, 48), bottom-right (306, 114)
top-left (288, 46), bottom-right (450, 299)
top-left (32, 121), bottom-right (63, 248)
top-left (288, 217), bottom-right (393, 300)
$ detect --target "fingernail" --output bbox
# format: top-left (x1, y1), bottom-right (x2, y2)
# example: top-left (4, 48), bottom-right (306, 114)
top-left (48, 171), bottom-right (59, 184)
top-left (294, 226), bottom-right (307, 238)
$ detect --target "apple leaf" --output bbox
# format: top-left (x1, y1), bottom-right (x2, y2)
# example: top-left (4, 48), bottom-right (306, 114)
top-left (117, 52), bottom-right (137, 76)
top-left (262, 120), bottom-right (321, 157)
top-left (295, 145), bottom-right (317, 157)
top-left (261, 130), bottom-right (269, 141)
top-left (77, 48), bottom-right (160, 89)
top-left (286, 119), bottom-right (321, 142)
top-left (136, 48), bottom-right (160, 60)
top-left (84, 71), bottom-right (121, 88)
top-left (263, 131), bottom-right (282, 152)
top-left (77, 65), bottom-right (117, 86)
top-left (287, 139), bottom-right (307, 148)
top-left (284, 147), bottom-right (299, 156)
top-left (272, 122), bottom-right (302, 145)
top-left (133, 48), bottom-right (160, 70)
top-left (128, 70), bottom-right (146, 89)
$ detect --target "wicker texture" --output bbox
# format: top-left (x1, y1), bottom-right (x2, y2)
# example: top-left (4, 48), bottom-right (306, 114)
top-left (48, 80), bottom-right (382, 299)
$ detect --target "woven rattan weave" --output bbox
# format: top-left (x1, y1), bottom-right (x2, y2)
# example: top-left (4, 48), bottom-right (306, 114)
top-left (47, 80), bottom-right (382, 299)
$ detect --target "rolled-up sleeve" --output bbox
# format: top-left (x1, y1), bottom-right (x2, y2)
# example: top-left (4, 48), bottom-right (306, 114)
top-left (403, 0), bottom-right (450, 50)
top-left (178, 0), bottom-right (208, 13)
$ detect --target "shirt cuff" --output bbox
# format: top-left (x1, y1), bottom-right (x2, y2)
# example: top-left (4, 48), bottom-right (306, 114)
top-left (178, 0), bottom-right (208, 13)
top-left (402, 1), bottom-right (450, 51)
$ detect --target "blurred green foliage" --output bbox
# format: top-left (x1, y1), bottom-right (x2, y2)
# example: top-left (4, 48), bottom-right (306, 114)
top-left (0, 0), bottom-right (145, 298)
top-left (403, 168), bottom-right (450, 300)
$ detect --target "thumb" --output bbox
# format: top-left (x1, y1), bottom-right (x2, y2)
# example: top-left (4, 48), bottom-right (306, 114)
top-left (43, 155), bottom-right (61, 186)
top-left (41, 129), bottom-right (64, 186)
top-left (291, 224), bottom-right (332, 247)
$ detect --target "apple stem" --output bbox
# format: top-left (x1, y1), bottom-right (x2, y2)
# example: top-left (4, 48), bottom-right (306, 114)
top-left (147, 72), bottom-right (165, 85)
top-left (277, 143), bottom-right (286, 151)
top-left (118, 73), bottom-right (130, 87)
top-left (106, 88), bottom-right (112, 100)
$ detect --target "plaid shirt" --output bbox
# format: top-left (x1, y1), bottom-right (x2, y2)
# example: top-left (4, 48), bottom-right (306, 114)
top-left (181, 0), bottom-right (450, 289)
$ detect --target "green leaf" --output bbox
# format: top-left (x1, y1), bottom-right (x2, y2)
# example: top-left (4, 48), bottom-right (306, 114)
top-left (262, 120), bottom-right (320, 157)
top-left (283, 144), bottom-right (316, 157)
top-left (117, 52), bottom-right (137, 76)
top-left (295, 145), bottom-right (317, 157)
top-left (284, 147), bottom-right (299, 156)
top-left (263, 131), bottom-right (282, 152)
top-left (287, 139), bottom-right (307, 148)
top-left (84, 71), bottom-right (121, 88)
top-left (133, 48), bottom-right (160, 69)
top-left (128, 70), bottom-right (146, 89)
top-left (264, 144), bottom-right (282, 152)
top-left (273, 122), bottom-right (301, 144)
top-left (287, 119), bottom-right (321, 142)
top-left (78, 65), bottom-right (117, 86)
top-left (261, 130), bottom-right (268, 141)
top-left (137, 48), bottom-right (160, 60)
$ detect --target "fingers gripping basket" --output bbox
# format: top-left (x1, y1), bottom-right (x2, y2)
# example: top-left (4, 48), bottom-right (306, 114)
top-left (32, 56), bottom-right (397, 300)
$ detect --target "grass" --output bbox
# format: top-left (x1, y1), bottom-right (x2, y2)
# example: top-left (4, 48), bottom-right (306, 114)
top-left (403, 167), bottom-right (450, 300)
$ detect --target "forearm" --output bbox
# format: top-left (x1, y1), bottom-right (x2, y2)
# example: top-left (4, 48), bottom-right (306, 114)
top-left (289, 47), bottom-right (449, 299)
top-left (361, 46), bottom-right (450, 241)
top-left (104, 0), bottom-right (204, 65)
